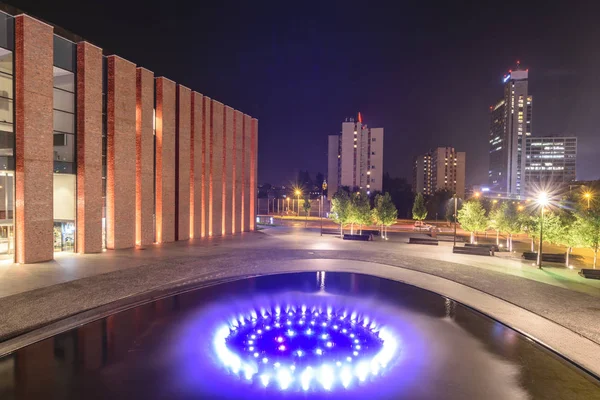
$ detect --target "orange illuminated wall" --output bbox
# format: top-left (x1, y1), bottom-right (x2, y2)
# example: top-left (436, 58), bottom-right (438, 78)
top-left (190, 92), bottom-right (204, 239)
top-left (250, 118), bottom-right (258, 230)
top-left (135, 67), bottom-right (155, 247)
top-left (76, 41), bottom-right (103, 253)
top-left (14, 15), bottom-right (54, 263)
top-left (155, 77), bottom-right (176, 243)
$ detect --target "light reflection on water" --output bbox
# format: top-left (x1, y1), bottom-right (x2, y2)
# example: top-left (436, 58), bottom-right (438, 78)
top-left (0, 272), bottom-right (599, 400)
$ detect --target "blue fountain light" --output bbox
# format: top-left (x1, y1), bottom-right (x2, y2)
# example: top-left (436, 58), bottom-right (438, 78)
top-left (213, 305), bottom-right (398, 392)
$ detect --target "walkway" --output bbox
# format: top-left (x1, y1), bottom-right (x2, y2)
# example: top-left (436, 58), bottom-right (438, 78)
top-left (0, 226), bottom-right (599, 350)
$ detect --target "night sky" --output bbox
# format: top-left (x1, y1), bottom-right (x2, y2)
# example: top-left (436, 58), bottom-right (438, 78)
top-left (11, 0), bottom-right (600, 186)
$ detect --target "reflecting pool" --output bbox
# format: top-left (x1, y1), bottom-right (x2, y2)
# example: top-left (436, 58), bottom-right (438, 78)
top-left (0, 272), bottom-right (599, 399)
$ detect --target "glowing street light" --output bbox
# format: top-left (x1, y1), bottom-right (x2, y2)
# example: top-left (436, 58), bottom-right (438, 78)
top-left (295, 189), bottom-right (302, 216)
top-left (536, 192), bottom-right (549, 269)
top-left (474, 192), bottom-right (481, 198)
top-left (583, 192), bottom-right (592, 209)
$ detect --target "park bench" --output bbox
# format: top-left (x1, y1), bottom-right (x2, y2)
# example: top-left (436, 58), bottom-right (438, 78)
top-left (579, 269), bottom-right (600, 280)
top-left (465, 243), bottom-right (499, 252)
top-left (522, 252), bottom-right (566, 263)
top-left (408, 237), bottom-right (439, 245)
top-left (437, 235), bottom-right (464, 243)
top-left (453, 246), bottom-right (492, 256)
top-left (343, 234), bottom-right (372, 241)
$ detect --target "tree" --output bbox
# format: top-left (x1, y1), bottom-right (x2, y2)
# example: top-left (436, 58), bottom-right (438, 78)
top-left (412, 193), bottom-right (428, 221)
top-left (302, 196), bottom-right (311, 227)
top-left (349, 190), bottom-right (371, 234)
top-left (382, 172), bottom-right (414, 219)
top-left (526, 209), bottom-right (565, 261)
top-left (373, 193), bottom-right (398, 239)
top-left (488, 202), bottom-right (505, 246)
top-left (457, 200), bottom-right (488, 244)
top-left (502, 202), bottom-right (524, 251)
top-left (426, 189), bottom-right (453, 222)
top-left (572, 206), bottom-right (600, 268)
top-left (331, 188), bottom-right (351, 237)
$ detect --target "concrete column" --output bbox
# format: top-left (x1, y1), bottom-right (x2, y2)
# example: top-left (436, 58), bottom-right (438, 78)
top-left (14, 15), bottom-right (54, 263)
top-left (223, 106), bottom-right (233, 235)
top-left (242, 114), bottom-right (252, 232)
top-left (210, 100), bottom-right (223, 236)
top-left (176, 85), bottom-right (191, 241)
top-left (250, 118), bottom-right (258, 230)
top-left (234, 110), bottom-right (243, 233)
top-left (106, 56), bottom-right (136, 249)
top-left (201, 96), bottom-right (211, 237)
top-left (155, 77), bottom-right (176, 243)
top-left (76, 41), bottom-right (103, 254)
top-left (135, 67), bottom-right (154, 247)
top-left (190, 92), bottom-right (203, 239)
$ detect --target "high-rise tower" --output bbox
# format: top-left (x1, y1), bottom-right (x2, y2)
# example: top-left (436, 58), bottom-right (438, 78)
top-left (489, 62), bottom-right (532, 196)
top-left (327, 113), bottom-right (383, 198)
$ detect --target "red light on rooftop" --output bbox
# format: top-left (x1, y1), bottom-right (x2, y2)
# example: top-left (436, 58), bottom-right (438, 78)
top-left (508, 69), bottom-right (512, 73)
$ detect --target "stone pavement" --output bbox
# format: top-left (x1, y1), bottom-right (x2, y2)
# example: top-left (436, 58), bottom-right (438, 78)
top-left (0, 226), bottom-right (599, 349)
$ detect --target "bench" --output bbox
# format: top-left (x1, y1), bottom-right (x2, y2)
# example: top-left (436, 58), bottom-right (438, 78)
top-left (408, 237), bottom-right (439, 245)
top-left (453, 246), bottom-right (492, 256)
top-left (465, 243), bottom-right (499, 252)
top-left (579, 269), bottom-right (600, 280)
top-left (437, 235), bottom-right (464, 243)
top-left (522, 252), bottom-right (566, 263)
top-left (343, 234), bottom-right (372, 241)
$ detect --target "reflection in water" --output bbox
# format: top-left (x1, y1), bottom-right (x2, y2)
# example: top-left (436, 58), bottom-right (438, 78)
top-left (0, 272), bottom-right (598, 400)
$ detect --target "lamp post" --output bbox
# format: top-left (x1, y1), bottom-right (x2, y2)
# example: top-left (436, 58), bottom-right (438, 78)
top-left (295, 189), bottom-right (301, 216)
top-left (453, 194), bottom-right (458, 247)
top-left (536, 192), bottom-right (549, 269)
top-left (584, 192), bottom-right (592, 209)
top-left (286, 197), bottom-right (290, 214)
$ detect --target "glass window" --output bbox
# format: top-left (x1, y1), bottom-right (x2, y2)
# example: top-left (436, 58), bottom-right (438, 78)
top-left (53, 65), bottom-right (76, 173)
top-left (53, 36), bottom-right (76, 72)
top-left (53, 110), bottom-right (75, 134)
top-left (53, 88), bottom-right (74, 113)
top-left (53, 67), bottom-right (75, 92)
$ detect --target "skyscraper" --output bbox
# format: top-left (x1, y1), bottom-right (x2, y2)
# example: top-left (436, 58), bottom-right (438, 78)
top-left (327, 113), bottom-right (383, 198)
top-left (524, 136), bottom-right (577, 194)
top-left (413, 147), bottom-right (466, 198)
top-left (489, 63), bottom-right (532, 197)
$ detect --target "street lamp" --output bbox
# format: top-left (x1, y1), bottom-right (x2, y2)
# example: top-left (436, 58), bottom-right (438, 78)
top-left (536, 192), bottom-right (549, 269)
top-left (474, 192), bottom-right (480, 199)
top-left (584, 192), bottom-right (592, 209)
top-left (453, 194), bottom-right (458, 247)
top-left (295, 189), bottom-right (302, 216)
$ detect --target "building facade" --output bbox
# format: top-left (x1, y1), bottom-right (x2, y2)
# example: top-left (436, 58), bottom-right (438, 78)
top-left (524, 136), bottom-right (577, 195)
top-left (327, 113), bottom-right (383, 198)
top-left (0, 10), bottom-right (258, 263)
top-left (489, 65), bottom-right (532, 196)
top-left (412, 153), bottom-right (432, 196)
top-left (413, 147), bottom-right (465, 198)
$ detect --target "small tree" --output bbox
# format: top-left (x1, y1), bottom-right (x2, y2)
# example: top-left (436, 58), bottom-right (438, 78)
top-left (412, 193), bottom-right (428, 221)
top-left (302, 196), bottom-right (311, 227)
top-left (528, 210), bottom-right (564, 257)
top-left (572, 207), bottom-right (600, 268)
top-left (331, 188), bottom-right (351, 237)
top-left (349, 190), bottom-right (371, 234)
top-left (373, 193), bottom-right (398, 239)
top-left (488, 202), bottom-right (505, 246)
top-left (457, 200), bottom-right (488, 244)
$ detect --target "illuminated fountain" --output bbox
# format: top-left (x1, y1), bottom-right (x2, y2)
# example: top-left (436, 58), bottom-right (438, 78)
top-left (213, 305), bottom-right (398, 392)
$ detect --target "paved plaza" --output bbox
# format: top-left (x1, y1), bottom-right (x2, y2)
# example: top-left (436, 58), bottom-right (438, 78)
top-left (1, 225), bottom-right (599, 343)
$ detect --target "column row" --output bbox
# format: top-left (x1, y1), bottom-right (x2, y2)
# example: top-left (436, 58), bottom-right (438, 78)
top-left (15, 15), bottom-right (257, 262)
